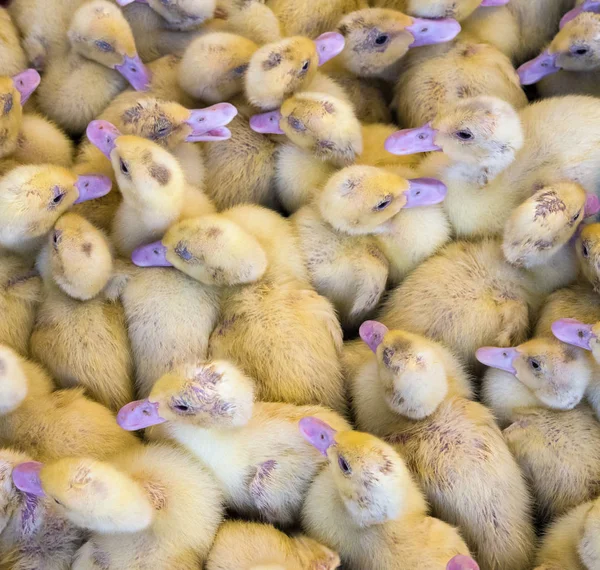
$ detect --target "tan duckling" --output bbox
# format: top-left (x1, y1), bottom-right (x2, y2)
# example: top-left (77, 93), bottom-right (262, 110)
top-left (12, 442), bottom-right (223, 570)
top-left (214, 0), bottom-right (281, 45)
top-left (37, 0), bottom-right (151, 136)
top-left (132, 206), bottom-right (347, 413)
top-left (300, 420), bottom-right (471, 569)
top-left (30, 214), bottom-right (134, 411)
top-left (0, 447), bottom-right (83, 570)
top-left (0, 344), bottom-right (138, 462)
top-left (534, 495), bottom-right (600, 570)
top-left (117, 360), bottom-right (350, 526)
top-left (352, 324), bottom-right (534, 570)
top-left (0, 9), bottom-right (28, 76)
top-left (377, 239), bottom-right (537, 368)
top-left (0, 164), bottom-right (111, 256)
top-left (207, 521), bottom-right (340, 570)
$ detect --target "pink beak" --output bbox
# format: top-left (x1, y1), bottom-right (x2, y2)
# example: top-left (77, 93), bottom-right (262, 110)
top-left (117, 399), bottom-right (167, 430)
top-left (385, 123), bottom-right (442, 155)
top-left (359, 320), bottom-right (389, 353)
top-left (517, 50), bottom-right (560, 85)
top-left (11, 69), bottom-right (41, 105)
top-left (114, 54), bottom-right (151, 91)
top-left (560, 1), bottom-right (600, 29)
top-left (131, 240), bottom-right (173, 267)
top-left (249, 110), bottom-right (284, 135)
top-left (406, 17), bottom-right (461, 48)
top-left (314, 32), bottom-right (346, 66)
top-left (298, 417), bottom-right (337, 456)
top-left (12, 462), bottom-right (45, 497)
top-left (475, 346), bottom-right (519, 375)
top-left (552, 318), bottom-right (595, 351)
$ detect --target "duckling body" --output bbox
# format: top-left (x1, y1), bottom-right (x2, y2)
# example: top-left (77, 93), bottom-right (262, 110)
top-left (0, 10), bottom-right (29, 76)
top-left (14, 114), bottom-right (73, 168)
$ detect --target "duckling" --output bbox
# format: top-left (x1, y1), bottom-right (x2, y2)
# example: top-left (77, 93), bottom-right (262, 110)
top-left (534, 495), bottom-right (600, 570)
top-left (132, 206), bottom-right (347, 413)
top-left (117, 0), bottom-right (217, 61)
top-left (293, 166), bottom-right (448, 329)
top-left (518, 6), bottom-right (600, 97)
top-left (377, 239), bottom-right (536, 368)
top-left (13, 114), bottom-right (74, 168)
top-left (374, 0), bottom-right (495, 22)
top-left (336, 8), bottom-right (461, 81)
top-left (387, 95), bottom-right (600, 238)
top-left (0, 164), bottom-right (111, 257)
top-left (351, 323), bottom-right (534, 570)
top-left (0, 344), bottom-right (138, 462)
top-left (118, 360), bottom-right (350, 526)
top-left (393, 39), bottom-right (527, 128)
top-left (244, 33), bottom-right (347, 111)
top-left (206, 521), bottom-right (341, 570)
top-left (29, 214), bottom-right (134, 411)
top-left (0, 447), bottom-right (83, 570)
top-left (12, 442), bottom-right (224, 569)
top-left (179, 32), bottom-right (258, 103)
top-left (0, 252), bottom-right (41, 356)
top-left (86, 123), bottom-right (215, 256)
top-left (300, 420), bottom-right (471, 570)
top-left (0, 9), bottom-right (28, 76)
top-left (215, 0), bottom-right (281, 45)
top-left (36, 1), bottom-right (151, 136)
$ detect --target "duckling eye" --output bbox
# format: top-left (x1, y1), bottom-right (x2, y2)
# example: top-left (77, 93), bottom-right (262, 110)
top-left (120, 158), bottom-right (130, 176)
top-left (571, 211), bottom-right (581, 223)
top-left (375, 34), bottom-right (389, 46)
top-left (52, 230), bottom-right (61, 245)
top-left (173, 403), bottom-right (190, 413)
top-left (288, 117), bottom-right (306, 132)
top-left (338, 456), bottom-right (352, 475)
top-left (52, 193), bottom-right (65, 205)
top-left (455, 130), bottom-right (474, 141)
top-left (95, 40), bottom-right (113, 53)
top-left (53, 497), bottom-right (63, 506)
top-left (301, 60), bottom-right (310, 72)
top-left (373, 196), bottom-right (393, 212)
top-left (529, 358), bottom-right (541, 371)
top-left (583, 243), bottom-right (590, 258)
top-left (572, 46), bottom-right (589, 56)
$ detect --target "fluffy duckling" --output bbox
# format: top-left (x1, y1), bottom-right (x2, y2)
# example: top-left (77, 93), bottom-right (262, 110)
top-left (0, 344), bottom-right (138, 462)
top-left (118, 360), bottom-right (350, 526)
top-left (30, 213), bottom-right (134, 411)
top-left (179, 32), bottom-right (259, 103)
top-left (12, 442), bottom-right (223, 569)
top-left (214, 0), bottom-right (281, 45)
top-left (117, 0), bottom-right (217, 61)
top-left (207, 521), bottom-right (340, 570)
top-left (293, 165), bottom-right (449, 329)
top-left (37, 1), bottom-right (151, 136)
top-left (244, 33), bottom-right (347, 111)
top-left (351, 323), bottom-right (534, 570)
top-left (0, 447), bottom-right (83, 570)
top-left (0, 9), bottom-right (28, 76)
top-left (87, 122), bottom-right (215, 256)
top-left (375, 0), bottom-right (500, 22)
top-left (0, 164), bottom-right (111, 256)
top-left (534, 495), bottom-right (600, 570)
top-left (377, 239), bottom-right (536, 368)
top-left (132, 206), bottom-right (347, 413)
top-left (336, 8), bottom-right (461, 81)
top-left (393, 39), bottom-right (527, 128)
top-left (300, 420), bottom-right (471, 569)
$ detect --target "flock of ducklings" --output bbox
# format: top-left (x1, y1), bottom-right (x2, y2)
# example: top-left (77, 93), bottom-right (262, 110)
top-left (3, 0), bottom-right (600, 569)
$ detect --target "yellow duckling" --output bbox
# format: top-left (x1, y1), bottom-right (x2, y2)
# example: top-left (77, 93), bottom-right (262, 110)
top-left (0, 9), bottom-right (28, 76)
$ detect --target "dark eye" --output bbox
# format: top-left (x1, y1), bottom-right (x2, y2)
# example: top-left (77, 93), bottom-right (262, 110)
top-left (301, 60), bottom-right (310, 72)
top-left (338, 456), bottom-right (351, 475)
top-left (120, 158), bottom-right (129, 175)
top-left (52, 193), bottom-right (65, 205)
top-left (573, 47), bottom-right (589, 56)
top-left (53, 230), bottom-right (61, 245)
top-left (95, 40), bottom-right (113, 52)
top-left (174, 404), bottom-right (189, 412)
top-left (374, 196), bottom-right (392, 211)
top-left (583, 243), bottom-right (590, 258)
top-left (571, 211), bottom-right (581, 223)
top-left (375, 34), bottom-right (389, 46)
top-left (455, 130), bottom-right (473, 140)
top-left (53, 498), bottom-right (62, 506)
top-left (288, 117), bottom-right (305, 131)
top-left (529, 358), bottom-right (541, 371)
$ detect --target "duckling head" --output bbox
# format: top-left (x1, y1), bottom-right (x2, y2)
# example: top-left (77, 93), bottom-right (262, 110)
top-left (402, 0), bottom-right (505, 21)
top-left (40, 213), bottom-right (113, 301)
top-left (68, 1), bottom-right (150, 91)
top-left (359, 322), bottom-right (449, 419)
top-left (0, 345), bottom-right (31, 415)
top-left (12, 457), bottom-right (155, 533)
top-left (0, 165), bottom-right (111, 249)
top-left (476, 337), bottom-right (591, 411)
top-left (245, 33), bottom-right (345, 111)
top-left (299, 418), bottom-right (412, 527)
top-left (576, 223), bottom-right (600, 292)
top-left (131, 215), bottom-right (268, 286)
top-left (117, 360), bottom-right (255, 430)
top-left (552, 318), bottom-right (600, 365)
top-left (519, 5), bottom-right (600, 85)
top-left (502, 182), bottom-right (598, 269)
top-left (337, 8), bottom-right (460, 78)
top-left (118, 0), bottom-right (216, 31)
top-left (0, 69), bottom-right (40, 158)
top-left (385, 96), bottom-right (523, 171)
top-left (250, 92), bottom-right (362, 167)
top-left (317, 165), bottom-right (446, 235)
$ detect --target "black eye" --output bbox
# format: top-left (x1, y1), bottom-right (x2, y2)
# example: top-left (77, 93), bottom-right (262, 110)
top-left (583, 243), bottom-right (590, 258)
top-left (573, 47), bottom-right (589, 56)
top-left (572, 211), bottom-right (581, 223)
top-left (529, 358), bottom-right (541, 371)
top-left (301, 60), bottom-right (310, 72)
top-left (374, 196), bottom-right (392, 211)
top-left (455, 130), bottom-right (473, 140)
top-left (375, 34), bottom-right (389, 46)
top-left (120, 158), bottom-right (129, 175)
top-left (53, 230), bottom-right (61, 245)
top-left (52, 194), bottom-right (64, 205)
top-left (95, 40), bottom-right (113, 52)
top-left (338, 456), bottom-right (351, 475)
top-left (53, 498), bottom-right (62, 506)
top-left (174, 404), bottom-right (189, 412)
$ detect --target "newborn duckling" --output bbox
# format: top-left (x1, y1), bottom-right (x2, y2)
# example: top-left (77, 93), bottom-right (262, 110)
top-left (378, 239), bottom-right (536, 367)
top-left (300, 420), bottom-right (471, 569)
top-left (0, 447), bottom-right (83, 570)
top-left (0, 344), bottom-right (137, 461)
top-left (245, 33), bottom-right (347, 111)
top-left (0, 164), bottom-right (111, 256)
top-left (214, 0), bottom-right (281, 45)
top-left (117, 360), bottom-right (350, 526)
top-left (87, 122), bottom-right (215, 255)
top-left (12, 442), bottom-right (223, 569)
top-left (206, 521), bottom-right (340, 570)
top-left (518, 5), bottom-right (600, 97)
top-left (37, 0), bottom-right (151, 135)
top-left (0, 9), bottom-right (28, 76)
top-left (352, 323), bottom-right (534, 570)
top-left (132, 207), bottom-right (347, 413)
top-left (30, 213), bottom-right (134, 411)
top-left (336, 8), bottom-right (461, 81)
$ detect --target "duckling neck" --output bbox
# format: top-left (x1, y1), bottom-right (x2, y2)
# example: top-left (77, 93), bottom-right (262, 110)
top-left (443, 152), bottom-right (514, 187)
